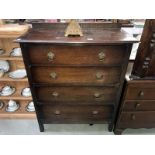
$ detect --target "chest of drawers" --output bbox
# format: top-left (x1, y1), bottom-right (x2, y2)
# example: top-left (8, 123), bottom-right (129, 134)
top-left (17, 23), bottom-right (136, 132)
top-left (114, 63), bottom-right (155, 134)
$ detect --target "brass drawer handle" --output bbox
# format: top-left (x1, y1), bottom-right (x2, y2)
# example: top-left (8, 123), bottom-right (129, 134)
top-left (135, 103), bottom-right (141, 109)
top-left (131, 114), bottom-right (136, 120)
top-left (55, 110), bottom-right (61, 115)
top-left (96, 72), bottom-right (103, 79)
top-left (94, 92), bottom-right (100, 98)
top-left (92, 110), bottom-right (99, 115)
top-left (52, 91), bottom-right (59, 97)
top-left (47, 52), bottom-right (55, 61)
top-left (50, 72), bottom-right (57, 79)
top-left (98, 52), bottom-right (106, 61)
top-left (139, 91), bottom-right (144, 97)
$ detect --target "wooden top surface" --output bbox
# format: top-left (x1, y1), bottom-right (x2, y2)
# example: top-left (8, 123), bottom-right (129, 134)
top-left (17, 23), bottom-right (137, 44)
top-left (0, 24), bottom-right (30, 38)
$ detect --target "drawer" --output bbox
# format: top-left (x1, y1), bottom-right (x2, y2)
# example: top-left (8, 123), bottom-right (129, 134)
top-left (27, 44), bottom-right (127, 66)
top-left (123, 100), bottom-right (155, 111)
top-left (38, 105), bottom-right (113, 123)
top-left (34, 86), bottom-right (117, 103)
top-left (126, 86), bottom-right (155, 100)
top-left (31, 66), bottom-right (121, 85)
top-left (117, 111), bottom-right (155, 128)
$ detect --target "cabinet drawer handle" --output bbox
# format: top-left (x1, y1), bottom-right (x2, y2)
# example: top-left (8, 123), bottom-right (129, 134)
top-left (131, 114), bottom-right (136, 120)
top-left (98, 52), bottom-right (106, 61)
top-left (55, 110), bottom-right (61, 115)
top-left (92, 110), bottom-right (99, 115)
top-left (50, 72), bottom-right (57, 79)
top-left (94, 92), bottom-right (100, 98)
top-left (47, 52), bottom-right (55, 61)
top-left (135, 103), bottom-right (141, 109)
top-left (52, 91), bottom-right (59, 97)
top-left (139, 91), bottom-right (144, 97)
top-left (96, 72), bottom-right (103, 79)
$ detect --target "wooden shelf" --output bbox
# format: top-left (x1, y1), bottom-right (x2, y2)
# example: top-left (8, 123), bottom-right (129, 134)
top-left (0, 24), bottom-right (35, 119)
top-left (0, 73), bottom-right (28, 82)
top-left (0, 55), bottom-right (23, 61)
top-left (0, 113), bottom-right (36, 119)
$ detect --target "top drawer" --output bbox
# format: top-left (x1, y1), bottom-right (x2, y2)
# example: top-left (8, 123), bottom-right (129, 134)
top-left (26, 44), bottom-right (127, 66)
top-left (126, 82), bottom-right (155, 100)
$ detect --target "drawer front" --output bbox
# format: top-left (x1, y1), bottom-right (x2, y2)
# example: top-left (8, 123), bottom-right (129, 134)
top-left (38, 105), bottom-right (113, 123)
top-left (126, 86), bottom-right (155, 100)
top-left (123, 100), bottom-right (155, 111)
top-left (34, 86), bottom-right (117, 103)
top-left (117, 111), bottom-right (155, 128)
top-left (31, 66), bottom-right (121, 85)
top-left (27, 44), bottom-right (127, 65)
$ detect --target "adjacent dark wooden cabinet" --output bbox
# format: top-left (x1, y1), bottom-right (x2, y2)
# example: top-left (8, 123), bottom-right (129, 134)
top-left (17, 23), bottom-right (136, 132)
top-left (114, 63), bottom-right (155, 134)
top-left (132, 19), bottom-right (155, 79)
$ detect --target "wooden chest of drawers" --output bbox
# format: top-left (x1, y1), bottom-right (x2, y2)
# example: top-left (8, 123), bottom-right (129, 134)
top-left (114, 63), bottom-right (155, 134)
top-left (17, 23), bottom-right (136, 132)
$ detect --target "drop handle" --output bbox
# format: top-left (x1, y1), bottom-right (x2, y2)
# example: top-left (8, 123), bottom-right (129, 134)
top-left (50, 72), bottom-right (57, 79)
top-left (47, 52), bottom-right (55, 61)
top-left (52, 92), bottom-right (59, 97)
top-left (135, 103), bottom-right (141, 109)
top-left (92, 110), bottom-right (99, 115)
top-left (139, 91), bottom-right (144, 97)
top-left (131, 114), bottom-right (136, 120)
top-left (94, 92), bottom-right (101, 98)
top-left (55, 110), bottom-right (61, 115)
top-left (96, 72), bottom-right (103, 79)
top-left (98, 52), bottom-right (106, 61)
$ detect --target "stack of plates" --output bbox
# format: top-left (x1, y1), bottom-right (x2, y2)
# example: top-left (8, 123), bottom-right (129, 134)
top-left (21, 87), bottom-right (31, 97)
top-left (10, 48), bottom-right (22, 57)
top-left (6, 100), bottom-right (19, 112)
top-left (26, 101), bottom-right (35, 112)
top-left (0, 86), bottom-right (15, 96)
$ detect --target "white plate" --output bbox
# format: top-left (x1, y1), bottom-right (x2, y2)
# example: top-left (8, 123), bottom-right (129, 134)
top-left (8, 69), bottom-right (27, 79)
top-left (0, 87), bottom-right (15, 96)
top-left (6, 103), bottom-right (19, 112)
top-left (0, 60), bottom-right (10, 72)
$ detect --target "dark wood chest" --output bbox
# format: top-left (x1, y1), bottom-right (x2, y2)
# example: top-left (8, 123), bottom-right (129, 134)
top-left (114, 63), bottom-right (155, 134)
top-left (17, 23), bottom-right (136, 132)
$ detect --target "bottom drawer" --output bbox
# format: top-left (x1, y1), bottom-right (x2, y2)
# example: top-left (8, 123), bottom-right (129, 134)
top-left (118, 111), bottom-right (155, 128)
top-left (38, 105), bottom-right (113, 123)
